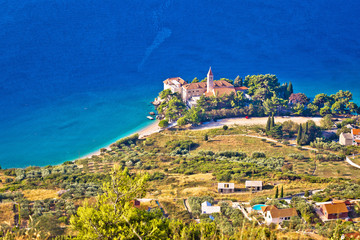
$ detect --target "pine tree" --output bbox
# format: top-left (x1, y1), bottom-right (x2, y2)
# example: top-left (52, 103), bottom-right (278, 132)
top-left (297, 124), bottom-right (303, 145)
top-left (287, 82), bottom-right (293, 98)
top-left (270, 113), bottom-right (275, 129)
top-left (275, 186), bottom-right (279, 199)
top-left (280, 185), bottom-right (284, 198)
top-left (266, 116), bottom-right (271, 132)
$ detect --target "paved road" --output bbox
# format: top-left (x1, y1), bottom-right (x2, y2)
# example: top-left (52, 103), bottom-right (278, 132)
top-left (346, 155), bottom-right (360, 169)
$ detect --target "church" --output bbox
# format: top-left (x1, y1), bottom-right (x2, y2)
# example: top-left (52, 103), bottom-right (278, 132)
top-left (163, 67), bottom-right (248, 108)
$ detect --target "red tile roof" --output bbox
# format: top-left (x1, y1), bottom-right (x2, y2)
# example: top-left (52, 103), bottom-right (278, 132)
top-left (352, 129), bottom-right (360, 136)
top-left (183, 80), bottom-right (234, 90)
top-left (323, 202), bottom-right (348, 214)
top-left (235, 86), bottom-right (249, 91)
top-left (163, 77), bottom-right (187, 85)
top-left (262, 205), bottom-right (298, 218)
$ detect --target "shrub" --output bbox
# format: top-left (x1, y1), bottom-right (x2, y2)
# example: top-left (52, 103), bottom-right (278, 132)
top-left (223, 125), bottom-right (228, 130)
top-left (252, 152), bottom-right (266, 158)
top-left (159, 120), bottom-right (169, 128)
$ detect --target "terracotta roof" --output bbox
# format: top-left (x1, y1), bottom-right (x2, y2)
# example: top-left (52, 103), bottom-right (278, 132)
top-left (183, 80), bottom-right (234, 90)
top-left (214, 80), bottom-right (233, 87)
top-left (235, 86), bottom-right (249, 91)
top-left (163, 77), bottom-right (187, 85)
top-left (269, 207), bottom-right (298, 219)
top-left (355, 140), bottom-right (360, 143)
top-left (352, 129), bottom-right (360, 136)
top-left (323, 202), bottom-right (348, 214)
top-left (183, 81), bottom-right (207, 90)
top-left (213, 87), bottom-right (236, 96)
top-left (208, 67), bottom-right (213, 76)
top-left (260, 205), bottom-right (277, 213)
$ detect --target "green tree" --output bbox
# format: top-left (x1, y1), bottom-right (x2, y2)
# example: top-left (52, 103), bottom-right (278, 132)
top-left (274, 186), bottom-right (279, 199)
top-left (287, 82), bottom-right (293, 98)
top-left (191, 77), bottom-right (199, 83)
top-left (320, 105), bottom-right (331, 116)
top-left (320, 114), bottom-right (333, 130)
top-left (159, 89), bottom-right (172, 99)
top-left (159, 119), bottom-right (169, 128)
top-left (234, 75), bottom-right (243, 87)
top-left (177, 117), bottom-right (187, 126)
top-left (270, 113), bottom-right (275, 129)
top-left (266, 116), bottom-right (271, 132)
top-left (280, 186), bottom-right (284, 198)
top-left (296, 124), bottom-right (303, 145)
top-left (204, 134), bottom-right (209, 141)
top-left (71, 167), bottom-right (174, 239)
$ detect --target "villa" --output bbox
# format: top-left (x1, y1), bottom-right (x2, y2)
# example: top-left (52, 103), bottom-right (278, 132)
top-left (163, 67), bottom-right (248, 108)
top-left (260, 205), bottom-right (298, 225)
top-left (319, 201), bottom-right (349, 220)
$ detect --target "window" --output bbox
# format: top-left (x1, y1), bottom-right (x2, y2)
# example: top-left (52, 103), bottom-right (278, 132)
top-left (224, 184), bottom-right (229, 188)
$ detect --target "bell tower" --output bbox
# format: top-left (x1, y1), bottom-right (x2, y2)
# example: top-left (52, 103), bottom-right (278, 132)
top-left (207, 67), bottom-right (214, 93)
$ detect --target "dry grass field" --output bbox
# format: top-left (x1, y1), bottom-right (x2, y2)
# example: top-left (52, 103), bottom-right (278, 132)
top-left (22, 189), bottom-right (60, 201)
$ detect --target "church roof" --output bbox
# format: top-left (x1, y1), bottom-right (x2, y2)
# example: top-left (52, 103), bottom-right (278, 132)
top-left (208, 67), bottom-right (213, 76)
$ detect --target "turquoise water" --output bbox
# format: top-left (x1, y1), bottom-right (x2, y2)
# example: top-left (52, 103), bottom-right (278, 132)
top-left (0, 0), bottom-right (360, 168)
top-left (252, 204), bottom-right (267, 211)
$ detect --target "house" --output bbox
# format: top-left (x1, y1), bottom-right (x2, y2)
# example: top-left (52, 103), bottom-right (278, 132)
top-left (163, 77), bottom-right (187, 94)
top-left (245, 181), bottom-right (263, 192)
top-left (261, 205), bottom-right (298, 225)
top-left (320, 201), bottom-right (349, 220)
top-left (130, 200), bottom-right (141, 209)
top-left (218, 183), bottom-right (235, 193)
top-left (353, 129), bottom-right (360, 146)
top-left (339, 132), bottom-right (354, 146)
top-left (201, 201), bottom-right (221, 214)
top-left (163, 68), bottom-right (246, 108)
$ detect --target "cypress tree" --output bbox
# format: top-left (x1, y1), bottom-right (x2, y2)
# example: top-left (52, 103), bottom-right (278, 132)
top-left (270, 113), bottom-right (275, 129)
top-left (287, 82), bottom-right (293, 98)
top-left (275, 186), bottom-right (279, 199)
top-left (280, 185), bottom-right (284, 198)
top-left (305, 121), bottom-right (309, 134)
top-left (297, 124), bottom-right (303, 145)
top-left (266, 116), bottom-right (271, 132)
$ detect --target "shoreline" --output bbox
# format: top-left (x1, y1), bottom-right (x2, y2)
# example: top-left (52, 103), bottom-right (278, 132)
top-left (77, 116), bottom-right (322, 162)
top-left (77, 120), bottom-right (162, 160)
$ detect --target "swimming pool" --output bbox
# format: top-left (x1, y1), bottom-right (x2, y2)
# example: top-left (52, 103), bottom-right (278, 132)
top-left (252, 204), bottom-right (267, 211)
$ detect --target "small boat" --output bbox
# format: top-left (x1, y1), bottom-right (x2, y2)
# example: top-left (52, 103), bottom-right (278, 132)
top-left (147, 116), bottom-right (154, 120)
top-left (149, 112), bottom-right (155, 115)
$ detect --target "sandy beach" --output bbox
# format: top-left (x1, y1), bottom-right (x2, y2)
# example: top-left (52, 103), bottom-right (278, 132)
top-left (79, 120), bottom-right (161, 160)
top-left (79, 116), bottom-right (322, 160)
top-left (193, 116), bottom-right (322, 131)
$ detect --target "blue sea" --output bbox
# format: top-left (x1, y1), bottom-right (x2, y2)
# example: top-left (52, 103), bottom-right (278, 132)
top-left (1, 0), bottom-right (360, 168)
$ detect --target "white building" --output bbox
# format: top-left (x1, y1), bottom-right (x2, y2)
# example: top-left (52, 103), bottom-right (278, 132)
top-left (260, 205), bottom-right (298, 225)
top-left (218, 183), bottom-right (235, 193)
top-left (245, 181), bottom-right (263, 192)
top-left (339, 132), bottom-right (353, 146)
top-left (201, 201), bottom-right (221, 214)
top-left (163, 67), bottom-right (248, 108)
top-left (339, 129), bottom-right (360, 146)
